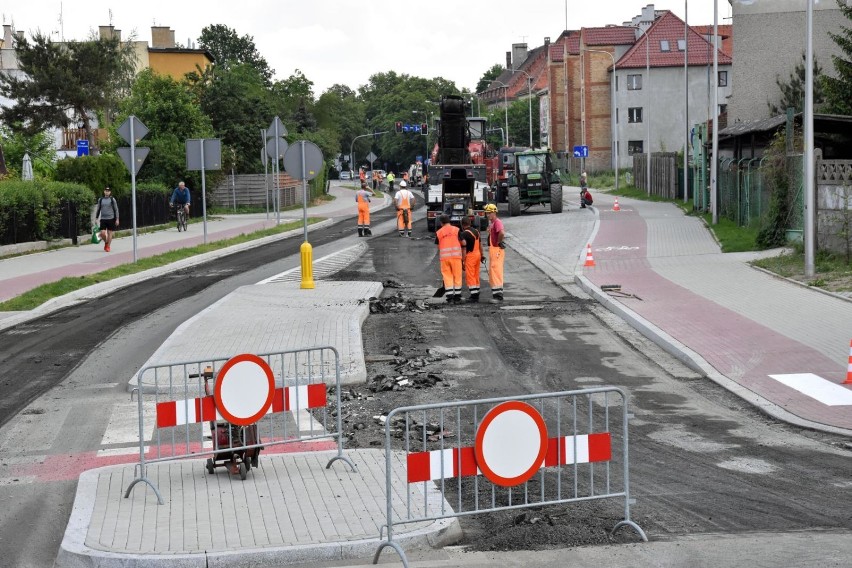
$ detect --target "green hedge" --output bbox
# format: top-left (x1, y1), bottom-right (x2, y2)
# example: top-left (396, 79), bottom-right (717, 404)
top-left (55, 154), bottom-right (129, 197)
top-left (0, 179), bottom-right (94, 244)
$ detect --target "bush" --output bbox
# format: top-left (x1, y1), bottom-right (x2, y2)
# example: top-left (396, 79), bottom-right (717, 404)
top-left (0, 179), bottom-right (95, 244)
top-left (55, 154), bottom-right (129, 197)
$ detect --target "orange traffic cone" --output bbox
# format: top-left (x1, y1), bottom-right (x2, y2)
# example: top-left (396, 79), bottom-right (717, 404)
top-left (613, 197), bottom-right (621, 212)
top-left (844, 339), bottom-right (852, 384)
top-left (584, 244), bottom-right (596, 267)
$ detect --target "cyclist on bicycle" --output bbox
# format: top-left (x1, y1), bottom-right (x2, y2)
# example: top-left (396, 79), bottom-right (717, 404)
top-left (170, 181), bottom-right (191, 220)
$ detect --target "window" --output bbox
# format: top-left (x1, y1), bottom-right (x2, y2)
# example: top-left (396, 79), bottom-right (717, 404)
top-left (718, 70), bottom-right (728, 87)
top-left (628, 107), bottom-right (643, 123)
top-left (628, 140), bottom-right (644, 155)
top-left (627, 74), bottom-right (642, 90)
top-left (660, 40), bottom-right (670, 52)
top-left (719, 104), bottom-right (728, 114)
top-left (677, 39), bottom-right (686, 51)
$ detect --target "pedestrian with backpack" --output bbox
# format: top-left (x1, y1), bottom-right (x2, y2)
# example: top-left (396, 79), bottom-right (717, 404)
top-left (95, 187), bottom-right (119, 252)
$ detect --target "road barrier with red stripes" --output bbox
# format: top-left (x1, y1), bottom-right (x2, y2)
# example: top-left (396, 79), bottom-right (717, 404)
top-left (373, 387), bottom-right (646, 567)
top-left (124, 346), bottom-right (355, 504)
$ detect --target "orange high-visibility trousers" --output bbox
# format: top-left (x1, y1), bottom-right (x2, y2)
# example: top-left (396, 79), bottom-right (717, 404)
top-left (464, 247), bottom-right (481, 294)
top-left (441, 258), bottom-right (463, 293)
top-left (488, 246), bottom-right (504, 298)
top-left (357, 192), bottom-right (370, 229)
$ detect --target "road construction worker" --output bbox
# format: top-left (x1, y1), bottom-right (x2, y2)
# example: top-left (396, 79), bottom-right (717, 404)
top-left (356, 182), bottom-right (374, 237)
top-left (359, 167), bottom-right (366, 185)
top-left (579, 171), bottom-right (589, 206)
top-left (387, 171), bottom-right (395, 192)
top-left (460, 216), bottom-right (485, 302)
top-left (394, 180), bottom-right (415, 237)
top-left (372, 170), bottom-right (379, 191)
top-left (484, 203), bottom-right (505, 301)
top-left (434, 214), bottom-right (465, 303)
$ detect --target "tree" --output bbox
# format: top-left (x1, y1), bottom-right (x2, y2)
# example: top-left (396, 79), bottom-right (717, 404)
top-left (315, 84), bottom-right (366, 164)
top-left (110, 69), bottom-right (213, 185)
top-left (767, 52), bottom-right (824, 116)
top-left (198, 24), bottom-right (274, 85)
top-left (0, 124), bottom-right (56, 179)
top-left (192, 63), bottom-right (275, 173)
top-left (507, 98), bottom-right (540, 148)
top-left (0, 32), bottom-right (136, 146)
top-left (476, 64), bottom-right (504, 94)
top-left (823, 0), bottom-right (852, 115)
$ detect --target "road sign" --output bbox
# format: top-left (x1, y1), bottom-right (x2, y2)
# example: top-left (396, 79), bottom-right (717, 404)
top-left (185, 138), bottom-right (222, 170)
top-left (267, 116), bottom-right (288, 138)
top-left (117, 116), bottom-right (149, 144)
top-left (365, 151), bottom-right (377, 163)
top-left (117, 147), bottom-right (150, 175)
top-left (214, 354), bottom-right (275, 426)
top-left (474, 401), bottom-right (548, 487)
top-left (573, 145), bottom-right (589, 158)
top-left (76, 139), bottom-right (89, 157)
top-left (283, 140), bottom-right (324, 181)
top-left (265, 137), bottom-right (288, 159)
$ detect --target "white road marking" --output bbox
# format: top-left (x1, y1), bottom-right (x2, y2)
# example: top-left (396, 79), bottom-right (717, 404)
top-left (768, 373), bottom-right (852, 406)
top-left (97, 401), bottom-right (155, 457)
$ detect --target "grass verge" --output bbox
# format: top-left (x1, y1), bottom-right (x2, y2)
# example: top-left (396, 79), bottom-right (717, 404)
top-left (0, 218), bottom-right (323, 312)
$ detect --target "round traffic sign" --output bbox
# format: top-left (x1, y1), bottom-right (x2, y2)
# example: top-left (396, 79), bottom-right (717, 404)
top-left (474, 401), bottom-right (548, 487)
top-left (214, 354), bottom-right (275, 426)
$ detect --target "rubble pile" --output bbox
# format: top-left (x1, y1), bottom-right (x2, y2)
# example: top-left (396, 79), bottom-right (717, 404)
top-left (368, 292), bottom-right (432, 314)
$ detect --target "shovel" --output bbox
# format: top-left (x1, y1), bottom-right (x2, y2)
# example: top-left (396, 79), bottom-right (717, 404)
top-left (432, 284), bottom-right (446, 298)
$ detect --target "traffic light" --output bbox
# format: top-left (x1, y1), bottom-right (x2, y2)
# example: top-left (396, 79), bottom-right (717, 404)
top-left (395, 121), bottom-right (403, 133)
top-left (421, 123), bottom-right (428, 135)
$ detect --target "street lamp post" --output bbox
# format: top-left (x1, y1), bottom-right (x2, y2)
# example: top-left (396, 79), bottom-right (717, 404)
top-left (626, 23), bottom-right (651, 194)
top-left (512, 68), bottom-right (535, 148)
top-left (488, 81), bottom-right (510, 146)
top-left (583, 48), bottom-right (618, 193)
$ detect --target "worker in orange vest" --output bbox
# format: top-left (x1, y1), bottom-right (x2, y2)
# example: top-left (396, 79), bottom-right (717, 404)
top-left (356, 181), bottom-right (374, 237)
top-left (394, 180), bottom-right (415, 237)
top-left (359, 168), bottom-right (366, 184)
top-left (460, 216), bottom-right (485, 302)
top-left (434, 214), bottom-right (465, 303)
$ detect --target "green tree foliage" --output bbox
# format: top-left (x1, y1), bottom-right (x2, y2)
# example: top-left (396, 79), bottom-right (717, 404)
top-left (358, 72), bottom-right (460, 169)
top-left (0, 33), bottom-right (136, 144)
top-left (270, 69), bottom-right (315, 126)
top-left (507, 98), bottom-right (540, 148)
top-left (192, 63), bottom-right (274, 173)
top-left (823, 0), bottom-right (852, 115)
top-left (0, 125), bottom-right (56, 179)
top-left (198, 24), bottom-right (274, 85)
top-left (55, 154), bottom-right (128, 196)
top-left (767, 52), bottom-right (824, 116)
top-left (111, 69), bottom-right (213, 185)
top-left (315, 85), bottom-right (366, 166)
top-left (476, 64), bottom-right (504, 94)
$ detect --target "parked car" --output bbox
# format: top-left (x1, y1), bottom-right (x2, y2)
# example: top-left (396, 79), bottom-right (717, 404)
top-left (339, 170), bottom-right (352, 180)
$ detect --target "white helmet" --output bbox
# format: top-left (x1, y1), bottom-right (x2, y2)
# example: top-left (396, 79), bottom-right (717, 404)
top-left (399, 180), bottom-right (407, 188)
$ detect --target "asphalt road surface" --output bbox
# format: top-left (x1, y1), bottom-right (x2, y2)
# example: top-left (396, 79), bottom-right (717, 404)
top-left (0, 203), bottom-right (850, 567)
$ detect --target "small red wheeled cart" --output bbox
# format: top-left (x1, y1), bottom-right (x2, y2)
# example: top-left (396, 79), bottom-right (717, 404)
top-left (196, 367), bottom-right (263, 480)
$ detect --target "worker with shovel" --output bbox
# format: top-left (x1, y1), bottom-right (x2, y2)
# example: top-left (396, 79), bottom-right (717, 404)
top-left (434, 214), bottom-right (465, 303)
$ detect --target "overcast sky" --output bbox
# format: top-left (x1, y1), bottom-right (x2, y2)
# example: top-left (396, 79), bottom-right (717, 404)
top-left (3, 1), bottom-right (733, 95)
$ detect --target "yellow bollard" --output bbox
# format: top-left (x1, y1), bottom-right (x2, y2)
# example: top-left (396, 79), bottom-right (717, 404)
top-left (300, 241), bottom-right (315, 289)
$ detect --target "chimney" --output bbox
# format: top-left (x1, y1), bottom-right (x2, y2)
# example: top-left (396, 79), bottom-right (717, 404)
top-left (99, 25), bottom-right (114, 40)
top-left (512, 43), bottom-right (529, 68)
top-left (2, 25), bottom-right (13, 48)
top-left (544, 37), bottom-right (551, 47)
top-left (151, 26), bottom-right (175, 48)
top-left (506, 51), bottom-right (512, 69)
top-left (16, 30), bottom-right (24, 41)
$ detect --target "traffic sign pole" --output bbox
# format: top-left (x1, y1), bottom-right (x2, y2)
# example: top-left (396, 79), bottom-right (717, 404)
top-left (299, 141), bottom-right (314, 289)
top-left (130, 119), bottom-right (138, 262)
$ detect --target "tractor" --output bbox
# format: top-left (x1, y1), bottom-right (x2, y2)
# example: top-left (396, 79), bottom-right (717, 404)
top-left (507, 149), bottom-right (564, 216)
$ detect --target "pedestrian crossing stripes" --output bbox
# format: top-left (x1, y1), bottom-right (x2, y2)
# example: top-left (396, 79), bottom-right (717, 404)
top-left (768, 373), bottom-right (852, 406)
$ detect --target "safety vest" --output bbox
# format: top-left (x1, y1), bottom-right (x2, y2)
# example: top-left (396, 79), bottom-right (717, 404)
top-left (436, 224), bottom-right (462, 260)
top-left (396, 191), bottom-right (412, 209)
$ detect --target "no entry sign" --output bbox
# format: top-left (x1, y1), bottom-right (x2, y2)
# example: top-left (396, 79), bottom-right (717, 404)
top-left (474, 401), bottom-right (548, 487)
top-left (214, 354), bottom-right (275, 426)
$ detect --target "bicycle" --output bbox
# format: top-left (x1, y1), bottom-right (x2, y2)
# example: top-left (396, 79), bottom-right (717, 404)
top-left (173, 204), bottom-right (188, 232)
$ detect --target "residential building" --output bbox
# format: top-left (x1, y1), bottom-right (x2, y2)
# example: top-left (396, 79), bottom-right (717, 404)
top-left (728, 0), bottom-right (850, 125)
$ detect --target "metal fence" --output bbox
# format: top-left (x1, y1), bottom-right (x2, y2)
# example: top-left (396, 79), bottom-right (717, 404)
top-left (373, 387), bottom-right (646, 567)
top-left (124, 346), bottom-right (355, 504)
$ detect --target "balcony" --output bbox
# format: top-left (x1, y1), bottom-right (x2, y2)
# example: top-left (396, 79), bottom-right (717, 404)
top-left (61, 128), bottom-right (109, 151)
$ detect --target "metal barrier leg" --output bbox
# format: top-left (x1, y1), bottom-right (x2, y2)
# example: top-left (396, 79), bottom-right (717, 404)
top-left (123, 476), bottom-right (164, 505)
top-left (611, 519), bottom-right (648, 542)
top-left (373, 541), bottom-right (409, 567)
top-left (325, 453), bottom-right (357, 472)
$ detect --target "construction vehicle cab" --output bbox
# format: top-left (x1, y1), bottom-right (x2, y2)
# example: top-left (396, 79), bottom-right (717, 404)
top-left (507, 149), bottom-right (564, 216)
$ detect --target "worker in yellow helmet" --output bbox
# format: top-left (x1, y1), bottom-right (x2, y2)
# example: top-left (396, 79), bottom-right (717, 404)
top-left (484, 203), bottom-right (505, 302)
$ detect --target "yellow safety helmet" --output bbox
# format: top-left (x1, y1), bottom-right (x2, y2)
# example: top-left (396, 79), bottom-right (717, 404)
top-left (484, 203), bottom-right (498, 213)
